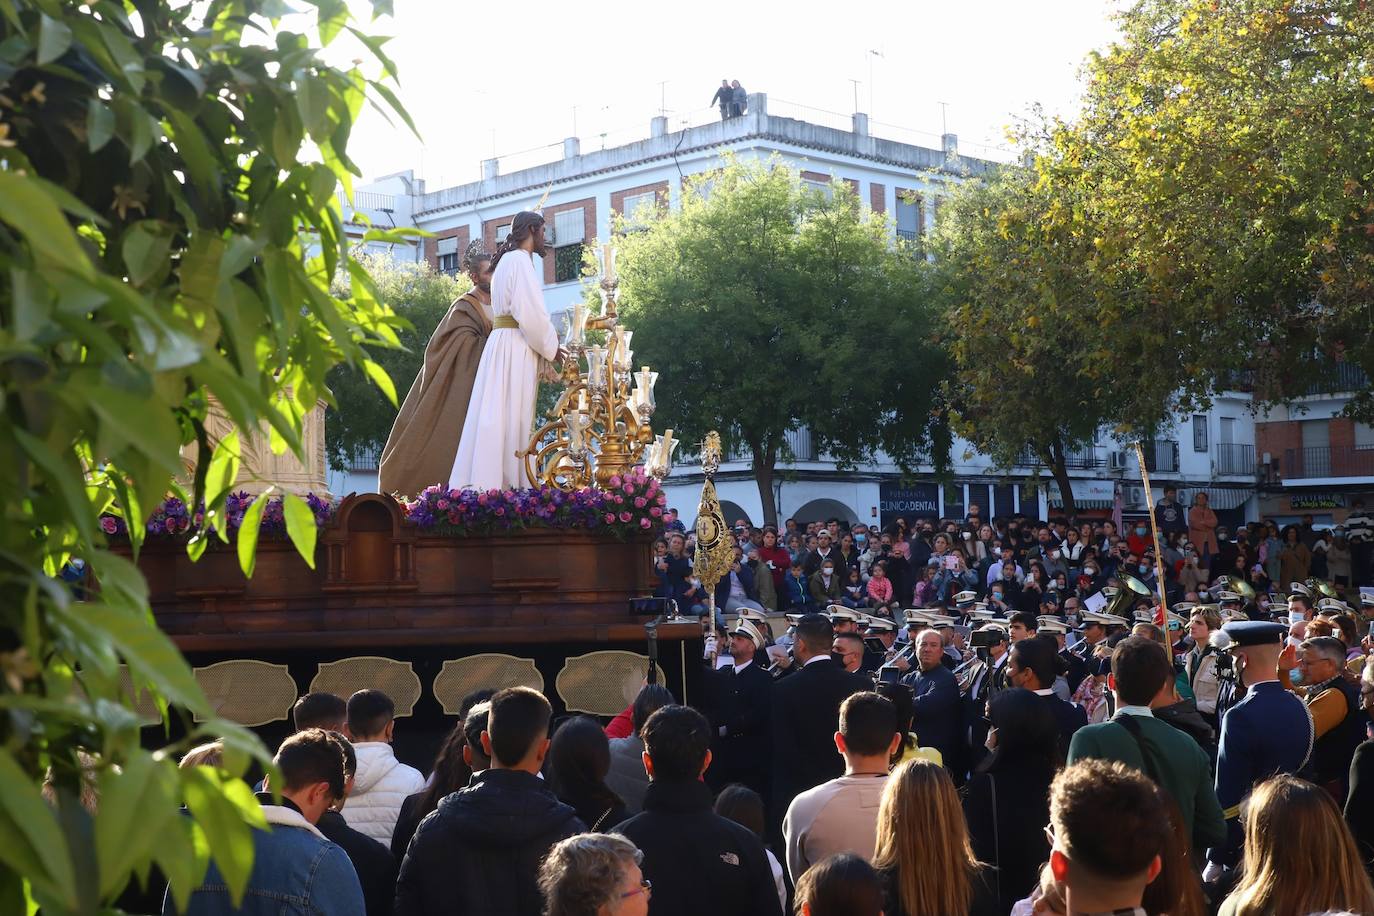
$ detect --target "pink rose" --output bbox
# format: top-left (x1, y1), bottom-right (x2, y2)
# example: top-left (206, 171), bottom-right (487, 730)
top-left (634, 497), bottom-right (647, 508)
top-left (619, 511), bottom-right (632, 523)
top-left (436, 499), bottom-right (449, 510)
top-left (609, 475), bottom-right (622, 488)
top-left (495, 507), bottom-right (505, 516)
top-left (650, 507), bottom-right (663, 517)
top-left (448, 489), bottom-right (461, 499)
top-left (640, 517), bottom-right (652, 529)
top-left (624, 484), bottom-right (635, 495)
top-left (604, 513), bottom-right (616, 524)
top-left (657, 494), bottom-right (667, 505)
top-left (477, 494), bottom-right (488, 505)
top-left (164, 518), bottom-right (177, 533)
top-left (100, 516), bottom-right (118, 534)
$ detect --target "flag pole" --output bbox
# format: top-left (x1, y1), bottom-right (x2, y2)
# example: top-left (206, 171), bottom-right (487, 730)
top-left (1132, 441), bottom-right (1170, 619)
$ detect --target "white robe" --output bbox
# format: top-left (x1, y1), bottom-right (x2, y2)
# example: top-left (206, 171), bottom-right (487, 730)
top-left (448, 250), bottom-right (559, 490)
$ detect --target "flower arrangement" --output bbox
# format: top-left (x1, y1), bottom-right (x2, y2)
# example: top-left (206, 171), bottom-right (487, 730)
top-left (98, 492), bottom-right (334, 539)
top-left (403, 467), bottom-right (666, 539)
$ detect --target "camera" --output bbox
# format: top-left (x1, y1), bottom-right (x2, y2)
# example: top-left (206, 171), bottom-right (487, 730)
top-left (970, 629), bottom-right (1005, 649)
top-left (629, 597), bottom-right (674, 617)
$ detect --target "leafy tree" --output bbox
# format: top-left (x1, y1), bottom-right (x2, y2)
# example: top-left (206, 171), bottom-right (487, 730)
top-left (0, 0), bottom-right (411, 911)
top-left (1045, 0), bottom-right (1374, 417)
top-left (931, 164), bottom-right (1116, 519)
top-left (614, 158), bottom-right (947, 525)
top-left (326, 255), bottom-right (462, 469)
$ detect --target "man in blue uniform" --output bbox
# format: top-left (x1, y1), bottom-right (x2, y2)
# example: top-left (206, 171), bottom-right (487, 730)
top-left (1205, 620), bottom-right (1313, 880)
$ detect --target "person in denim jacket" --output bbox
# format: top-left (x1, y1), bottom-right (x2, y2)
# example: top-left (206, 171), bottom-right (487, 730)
top-left (168, 728), bottom-right (363, 916)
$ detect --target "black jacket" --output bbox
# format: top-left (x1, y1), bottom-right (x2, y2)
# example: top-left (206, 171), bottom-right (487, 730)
top-left (394, 768), bottom-right (584, 916)
top-left (318, 809), bottom-right (397, 916)
top-left (705, 660), bottom-right (773, 797)
top-left (770, 658), bottom-right (866, 822)
top-left (961, 765), bottom-right (1055, 914)
top-left (615, 778), bottom-right (783, 916)
top-left (390, 791), bottom-right (427, 861)
top-left (1037, 691), bottom-right (1088, 756)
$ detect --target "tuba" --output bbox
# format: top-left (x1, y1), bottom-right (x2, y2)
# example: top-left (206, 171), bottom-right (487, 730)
top-left (1306, 577), bottom-right (1340, 601)
top-left (1222, 575), bottom-right (1257, 603)
top-left (1106, 573), bottom-right (1153, 620)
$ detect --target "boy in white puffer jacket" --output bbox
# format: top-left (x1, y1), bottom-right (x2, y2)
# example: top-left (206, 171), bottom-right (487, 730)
top-left (342, 688), bottom-right (426, 845)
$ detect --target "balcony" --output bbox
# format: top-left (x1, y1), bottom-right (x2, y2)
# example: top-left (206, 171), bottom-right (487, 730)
top-left (1141, 440), bottom-right (1179, 474)
top-left (1015, 445), bottom-right (1103, 470)
top-left (1214, 443), bottom-right (1256, 477)
top-left (896, 228), bottom-right (919, 242)
top-left (1282, 446), bottom-right (1374, 480)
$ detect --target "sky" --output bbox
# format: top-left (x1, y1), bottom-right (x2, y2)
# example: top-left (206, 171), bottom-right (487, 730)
top-left (337, 0), bottom-right (1129, 191)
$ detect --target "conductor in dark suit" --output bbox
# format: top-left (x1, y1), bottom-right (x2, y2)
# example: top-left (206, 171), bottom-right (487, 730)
top-left (900, 627), bottom-right (963, 773)
top-left (706, 617), bottom-right (773, 798)
top-left (769, 613), bottom-right (865, 829)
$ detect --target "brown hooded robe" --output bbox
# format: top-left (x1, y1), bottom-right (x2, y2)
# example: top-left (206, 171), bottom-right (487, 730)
top-left (377, 291), bottom-right (492, 497)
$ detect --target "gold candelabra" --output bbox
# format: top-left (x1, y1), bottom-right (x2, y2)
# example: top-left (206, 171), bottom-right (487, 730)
top-left (520, 245), bottom-right (679, 490)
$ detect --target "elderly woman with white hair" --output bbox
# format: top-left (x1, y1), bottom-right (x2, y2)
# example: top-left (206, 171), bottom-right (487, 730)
top-left (538, 833), bottom-right (649, 916)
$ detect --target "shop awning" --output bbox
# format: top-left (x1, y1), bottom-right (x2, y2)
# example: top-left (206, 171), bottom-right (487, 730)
top-left (1048, 479), bottom-right (1115, 509)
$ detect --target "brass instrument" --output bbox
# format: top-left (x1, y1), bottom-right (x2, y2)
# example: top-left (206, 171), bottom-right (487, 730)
top-left (1222, 575), bottom-right (1257, 603)
top-left (1306, 577), bottom-right (1340, 600)
top-left (955, 655), bottom-right (986, 695)
top-left (1106, 573), bottom-right (1153, 620)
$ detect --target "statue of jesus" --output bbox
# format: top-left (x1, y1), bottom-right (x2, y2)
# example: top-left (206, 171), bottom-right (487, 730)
top-left (448, 211), bottom-right (564, 491)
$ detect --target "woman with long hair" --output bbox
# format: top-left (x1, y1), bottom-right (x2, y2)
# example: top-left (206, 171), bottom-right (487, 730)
top-left (961, 689), bottom-right (1061, 914)
top-left (874, 758), bottom-right (997, 916)
top-left (390, 695), bottom-right (491, 859)
top-left (1219, 774), bottom-right (1374, 916)
top-left (546, 716), bottom-right (628, 831)
top-left (758, 527), bottom-right (791, 599)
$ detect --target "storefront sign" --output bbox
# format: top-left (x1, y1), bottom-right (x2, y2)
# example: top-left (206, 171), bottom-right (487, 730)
top-left (879, 483), bottom-right (939, 524)
top-left (1290, 493), bottom-right (1346, 510)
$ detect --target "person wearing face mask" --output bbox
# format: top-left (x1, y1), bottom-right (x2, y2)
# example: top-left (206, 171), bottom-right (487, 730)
top-left (1205, 620), bottom-right (1314, 878)
top-left (1126, 521), bottom-right (1152, 558)
top-left (808, 558), bottom-right (844, 609)
top-left (1210, 526), bottom-right (1239, 581)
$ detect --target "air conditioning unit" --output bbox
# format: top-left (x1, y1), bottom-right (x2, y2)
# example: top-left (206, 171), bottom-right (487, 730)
top-left (1108, 451), bottom-right (1128, 471)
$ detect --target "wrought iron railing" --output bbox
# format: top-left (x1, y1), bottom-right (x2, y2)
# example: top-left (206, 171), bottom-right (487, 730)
top-left (1214, 442), bottom-right (1256, 477)
top-left (1282, 445), bottom-right (1374, 479)
top-left (1141, 440), bottom-right (1179, 473)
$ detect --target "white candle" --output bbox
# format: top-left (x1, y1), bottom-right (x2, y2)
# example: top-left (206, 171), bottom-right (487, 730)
top-left (602, 243), bottom-right (616, 282)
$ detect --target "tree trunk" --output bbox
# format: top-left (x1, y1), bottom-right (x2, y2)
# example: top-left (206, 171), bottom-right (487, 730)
top-left (752, 440), bottom-right (779, 527)
top-left (1045, 436), bottom-right (1077, 521)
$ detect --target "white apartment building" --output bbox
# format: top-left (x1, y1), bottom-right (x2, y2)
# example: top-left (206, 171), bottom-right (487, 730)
top-left (330, 94), bottom-right (1294, 529)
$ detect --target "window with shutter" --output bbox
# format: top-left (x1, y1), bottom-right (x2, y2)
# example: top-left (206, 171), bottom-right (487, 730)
top-left (621, 192), bottom-right (658, 227)
top-left (553, 208), bottom-right (585, 246)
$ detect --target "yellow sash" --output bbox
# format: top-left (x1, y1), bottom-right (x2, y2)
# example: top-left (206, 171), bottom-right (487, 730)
top-left (493, 314), bottom-right (519, 330)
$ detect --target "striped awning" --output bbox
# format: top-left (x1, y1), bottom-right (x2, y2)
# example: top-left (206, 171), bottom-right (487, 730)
top-left (1180, 486), bottom-right (1253, 511)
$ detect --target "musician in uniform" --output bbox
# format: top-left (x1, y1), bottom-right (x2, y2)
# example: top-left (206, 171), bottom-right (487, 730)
top-left (1041, 616), bottom-right (1086, 696)
top-left (705, 617), bottom-right (773, 798)
top-left (860, 617), bottom-right (904, 674)
top-left (1206, 620), bottom-right (1313, 878)
top-left (961, 624), bottom-right (1010, 771)
top-left (827, 606), bottom-right (861, 635)
top-left (1071, 611), bottom-right (1127, 662)
top-left (1287, 582), bottom-right (1314, 621)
